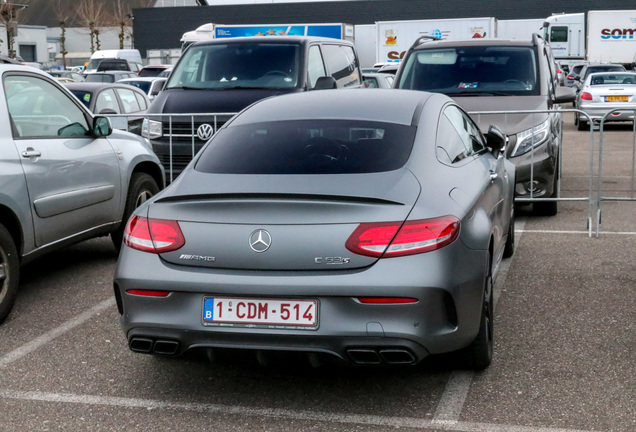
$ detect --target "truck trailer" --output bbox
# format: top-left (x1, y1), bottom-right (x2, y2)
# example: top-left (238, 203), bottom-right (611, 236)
top-left (180, 23), bottom-right (354, 51)
top-left (376, 17), bottom-right (497, 64)
top-left (543, 10), bottom-right (636, 68)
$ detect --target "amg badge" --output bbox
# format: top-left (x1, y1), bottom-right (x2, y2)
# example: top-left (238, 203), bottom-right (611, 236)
top-left (179, 254), bottom-right (216, 262)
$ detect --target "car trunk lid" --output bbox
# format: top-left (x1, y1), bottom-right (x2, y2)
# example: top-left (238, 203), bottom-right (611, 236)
top-left (148, 170), bottom-right (420, 271)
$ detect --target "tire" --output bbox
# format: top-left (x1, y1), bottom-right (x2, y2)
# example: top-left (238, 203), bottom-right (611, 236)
top-left (111, 173), bottom-right (160, 251)
top-left (574, 112), bottom-right (578, 126)
top-left (503, 209), bottom-right (515, 258)
top-left (533, 199), bottom-right (557, 216)
top-left (533, 172), bottom-right (559, 216)
top-left (459, 255), bottom-right (494, 370)
top-left (577, 115), bottom-right (588, 131)
top-left (0, 223), bottom-right (20, 324)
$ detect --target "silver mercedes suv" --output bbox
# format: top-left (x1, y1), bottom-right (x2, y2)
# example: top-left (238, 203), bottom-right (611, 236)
top-left (395, 34), bottom-right (576, 215)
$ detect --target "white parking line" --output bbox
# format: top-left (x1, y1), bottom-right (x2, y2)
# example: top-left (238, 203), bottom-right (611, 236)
top-left (0, 298), bottom-right (115, 369)
top-left (0, 389), bottom-right (595, 432)
top-left (432, 218), bottom-right (526, 425)
top-left (518, 229), bottom-right (636, 235)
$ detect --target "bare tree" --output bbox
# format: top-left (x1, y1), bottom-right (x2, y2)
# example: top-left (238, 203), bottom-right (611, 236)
top-left (0, 2), bottom-right (27, 58)
top-left (53, 0), bottom-right (75, 68)
top-left (76, 0), bottom-right (107, 54)
top-left (109, 0), bottom-right (156, 49)
top-left (110, 0), bottom-right (132, 49)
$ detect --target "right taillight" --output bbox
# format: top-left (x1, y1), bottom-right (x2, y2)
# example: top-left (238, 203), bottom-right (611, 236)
top-left (580, 92), bottom-right (593, 101)
top-left (345, 216), bottom-right (460, 258)
top-left (123, 215), bottom-right (185, 253)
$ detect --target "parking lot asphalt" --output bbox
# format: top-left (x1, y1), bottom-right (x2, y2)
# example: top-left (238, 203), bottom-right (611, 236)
top-left (0, 113), bottom-right (634, 432)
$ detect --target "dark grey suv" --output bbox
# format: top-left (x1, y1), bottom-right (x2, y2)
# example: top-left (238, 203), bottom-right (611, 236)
top-left (395, 34), bottom-right (576, 215)
top-left (143, 36), bottom-right (363, 181)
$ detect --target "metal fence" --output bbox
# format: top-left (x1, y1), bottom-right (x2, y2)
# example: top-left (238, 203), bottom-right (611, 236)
top-left (108, 107), bottom-right (636, 237)
top-left (469, 107), bottom-right (636, 237)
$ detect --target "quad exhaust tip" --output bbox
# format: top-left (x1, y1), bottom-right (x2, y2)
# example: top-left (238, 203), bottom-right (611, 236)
top-left (347, 348), bottom-right (416, 365)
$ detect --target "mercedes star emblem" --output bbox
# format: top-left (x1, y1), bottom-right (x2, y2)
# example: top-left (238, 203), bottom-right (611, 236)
top-left (249, 229), bottom-right (272, 253)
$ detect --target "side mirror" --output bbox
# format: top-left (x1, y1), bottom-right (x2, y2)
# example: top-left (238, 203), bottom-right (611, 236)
top-left (313, 76), bottom-right (337, 90)
top-left (99, 108), bottom-right (118, 115)
top-left (554, 86), bottom-right (577, 104)
top-left (93, 116), bottom-right (113, 137)
top-left (486, 125), bottom-right (507, 152)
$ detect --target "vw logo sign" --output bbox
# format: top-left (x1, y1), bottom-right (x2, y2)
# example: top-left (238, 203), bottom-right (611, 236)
top-left (249, 229), bottom-right (272, 253)
top-left (196, 123), bottom-right (215, 141)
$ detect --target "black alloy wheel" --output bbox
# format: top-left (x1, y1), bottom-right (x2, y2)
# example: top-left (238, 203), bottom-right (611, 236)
top-left (0, 223), bottom-right (20, 324)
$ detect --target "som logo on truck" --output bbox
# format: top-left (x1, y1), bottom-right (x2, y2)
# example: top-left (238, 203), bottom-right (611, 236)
top-left (600, 27), bottom-right (636, 39)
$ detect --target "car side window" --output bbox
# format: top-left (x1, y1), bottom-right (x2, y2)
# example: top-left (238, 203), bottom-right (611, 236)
top-left (307, 45), bottom-right (327, 88)
top-left (95, 89), bottom-right (121, 114)
top-left (437, 106), bottom-right (485, 164)
top-left (321, 44), bottom-right (360, 87)
top-left (117, 88), bottom-right (141, 113)
top-left (134, 91), bottom-right (148, 110)
top-left (5, 74), bottom-right (90, 138)
top-left (544, 47), bottom-right (557, 94)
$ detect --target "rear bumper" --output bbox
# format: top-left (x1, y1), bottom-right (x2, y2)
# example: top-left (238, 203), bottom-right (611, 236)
top-left (578, 104), bottom-right (636, 123)
top-left (114, 242), bottom-right (489, 365)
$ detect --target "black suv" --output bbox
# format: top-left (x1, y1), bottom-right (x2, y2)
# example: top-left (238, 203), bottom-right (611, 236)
top-left (395, 34), bottom-right (576, 215)
top-left (142, 36), bottom-right (363, 181)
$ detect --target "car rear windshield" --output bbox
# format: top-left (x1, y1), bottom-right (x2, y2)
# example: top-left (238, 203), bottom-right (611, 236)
top-left (195, 120), bottom-right (416, 174)
top-left (68, 90), bottom-right (93, 108)
top-left (139, 67), bottom-right (166, 77)
top-left (97, 60), bottom-right (129, 71)
top-left (584, 66), bottom-right (626, 79)
top-left (85, 74), bottom-right (115, 83)
top-left (167, 42), bottom-right (301, 90)
top-left (120, 80), bottom-right (151, 93)
top-left (397, 45), bottom-right (540, 96)
top-left (588, 73), bottom-right (636, 85)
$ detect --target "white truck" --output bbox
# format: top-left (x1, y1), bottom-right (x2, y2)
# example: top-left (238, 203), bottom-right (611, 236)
top-left (543, 10), bottom-right (636, 68)
top-left (497, 18), bottom-right (545, 40)
top-left (180, 23), bottom-right (354, 51)
top-left (376, 17), bottom-right (497, 65)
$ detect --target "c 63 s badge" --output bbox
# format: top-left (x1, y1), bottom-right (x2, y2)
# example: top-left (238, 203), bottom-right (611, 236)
top-left (315, 257), bottom-right (351, 265)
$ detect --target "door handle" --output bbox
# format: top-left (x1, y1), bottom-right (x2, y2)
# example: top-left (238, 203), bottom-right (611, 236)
top-left (489, 171), bottom-right (498, 182)
top-left (21, 147), bottom-right (42, 158)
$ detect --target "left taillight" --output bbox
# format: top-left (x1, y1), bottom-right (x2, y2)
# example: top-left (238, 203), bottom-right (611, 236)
top-left (123, 215), bottom-right (185, 253)
top-left (345, 216), bottom-right (460, 258)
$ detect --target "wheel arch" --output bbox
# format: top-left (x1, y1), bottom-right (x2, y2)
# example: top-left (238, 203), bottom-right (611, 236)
top-left (130, 161), bottom-right (165, 191)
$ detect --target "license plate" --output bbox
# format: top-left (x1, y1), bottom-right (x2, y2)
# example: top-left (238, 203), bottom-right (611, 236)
top-left (203, 297), bottom-right (318, 329)
top-left (605, 96), bottom-right (629, 102)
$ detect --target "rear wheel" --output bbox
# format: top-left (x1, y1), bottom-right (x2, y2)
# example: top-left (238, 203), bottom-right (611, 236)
top-left (503, 209), bottom-right (515, 258)
top-left (577, 114), bottom-right (588, 131)
top-left (458, 254), bottom-right (494, 370)
top-left (0, 224), bottom-right (20, 324)
top-left (111, 173), bottom-right (160, 250)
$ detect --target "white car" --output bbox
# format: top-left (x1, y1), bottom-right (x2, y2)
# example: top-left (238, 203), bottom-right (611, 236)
top-left (575, 71), bottom-right (636, 130)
